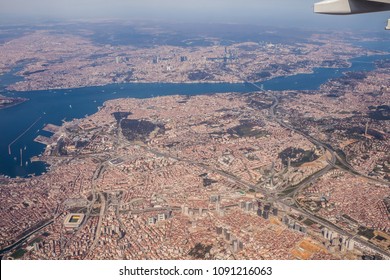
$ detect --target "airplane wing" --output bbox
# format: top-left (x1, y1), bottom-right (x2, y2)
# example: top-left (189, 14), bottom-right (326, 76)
top-left (314, 0), bottom-right (390, 15)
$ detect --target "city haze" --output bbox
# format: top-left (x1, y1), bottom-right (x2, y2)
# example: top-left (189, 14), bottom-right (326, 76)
top-left (0, 0), bottom-right (389, 263)
top-left (0, 0), bottom-right (388, 30)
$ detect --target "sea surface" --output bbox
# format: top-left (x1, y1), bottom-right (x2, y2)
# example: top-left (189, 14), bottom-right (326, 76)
top-left (0, 50), bottom-right (389, 178)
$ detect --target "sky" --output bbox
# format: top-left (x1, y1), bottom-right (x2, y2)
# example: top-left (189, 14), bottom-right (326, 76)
top-left (0, 0), bottom-right (388, 30)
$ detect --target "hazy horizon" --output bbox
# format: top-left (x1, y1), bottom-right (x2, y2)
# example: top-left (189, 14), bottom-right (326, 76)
top-left (0, 0), bottom-right (389, 31)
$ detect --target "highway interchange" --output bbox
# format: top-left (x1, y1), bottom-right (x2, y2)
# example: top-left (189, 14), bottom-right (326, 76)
top-left (2, 82), bottom-right (389, 260)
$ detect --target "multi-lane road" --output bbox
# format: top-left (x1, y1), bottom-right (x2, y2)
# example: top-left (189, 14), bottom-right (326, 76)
top-left (245, 81), bottom-right (389, 258)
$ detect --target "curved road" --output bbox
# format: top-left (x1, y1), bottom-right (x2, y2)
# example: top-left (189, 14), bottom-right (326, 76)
top-left (246, 81), bottom-right (389, 258)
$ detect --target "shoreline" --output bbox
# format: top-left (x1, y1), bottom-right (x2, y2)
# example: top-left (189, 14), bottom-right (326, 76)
top-left (0, 97), bottom-right (28, 110)
top-left (5, 53), bottom-right (389, 94)
top-left (0, 53), bottom-right (388, 179)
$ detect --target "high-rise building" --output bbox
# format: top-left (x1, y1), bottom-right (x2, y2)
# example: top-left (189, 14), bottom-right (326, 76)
top-left (365, 121), bottom-right (369, 136)
top-left (148, 217), bottom-right (156, 225)
top-left (223, 228), bottom-right (228, 236)
top-left (245, 201), bottom-right (253, 212)
top-left (263, 210), bottom-right (269, 220)
top-left (232, 240), bottom-right (239, 252)
top-left (182, 205), bottom-right (190, 215)
top-left (340, 243), bottom-right (346, 252)
top-left (346, 239), bottom-right (355, 250)
top-left (322, 227), bottom-right (329, 239)
top-left (158, 213), bottom-right (166, 221)
top-left (239, 241), bottom-right (244, 250)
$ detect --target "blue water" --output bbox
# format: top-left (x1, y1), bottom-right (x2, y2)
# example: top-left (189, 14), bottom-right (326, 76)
top-left (351, 39), bottom-right (390, 53)
top-left (0, 64), bottom-right (26, 92)
top-left (261, 54), bottom-right (388, 91)
top-left (0, 83), bottom-right (250, 177)
top-left (0, 53), bottom-right (389, 178)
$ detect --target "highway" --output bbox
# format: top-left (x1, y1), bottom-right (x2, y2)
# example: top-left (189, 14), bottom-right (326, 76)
top-left (89, 81), bottom-right (388, 258)
top-left (245, 81), bottom-right (389, 258)
top-left (0, 219), bottom-right (54, 259)
top-left (6, 79), bottom-right (387, 259)
top-left (143, 139), bottom-right (390, 257)
top-left (84, 156), bottom-right (109, 259)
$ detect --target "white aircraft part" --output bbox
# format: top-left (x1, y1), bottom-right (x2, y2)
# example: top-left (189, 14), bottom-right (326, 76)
top-left (315, 0), bottom-right (353, 14)
top-left (386, 19), bottom-right (390, 29)
top-left (315, 0), bottom-right (390, 14)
